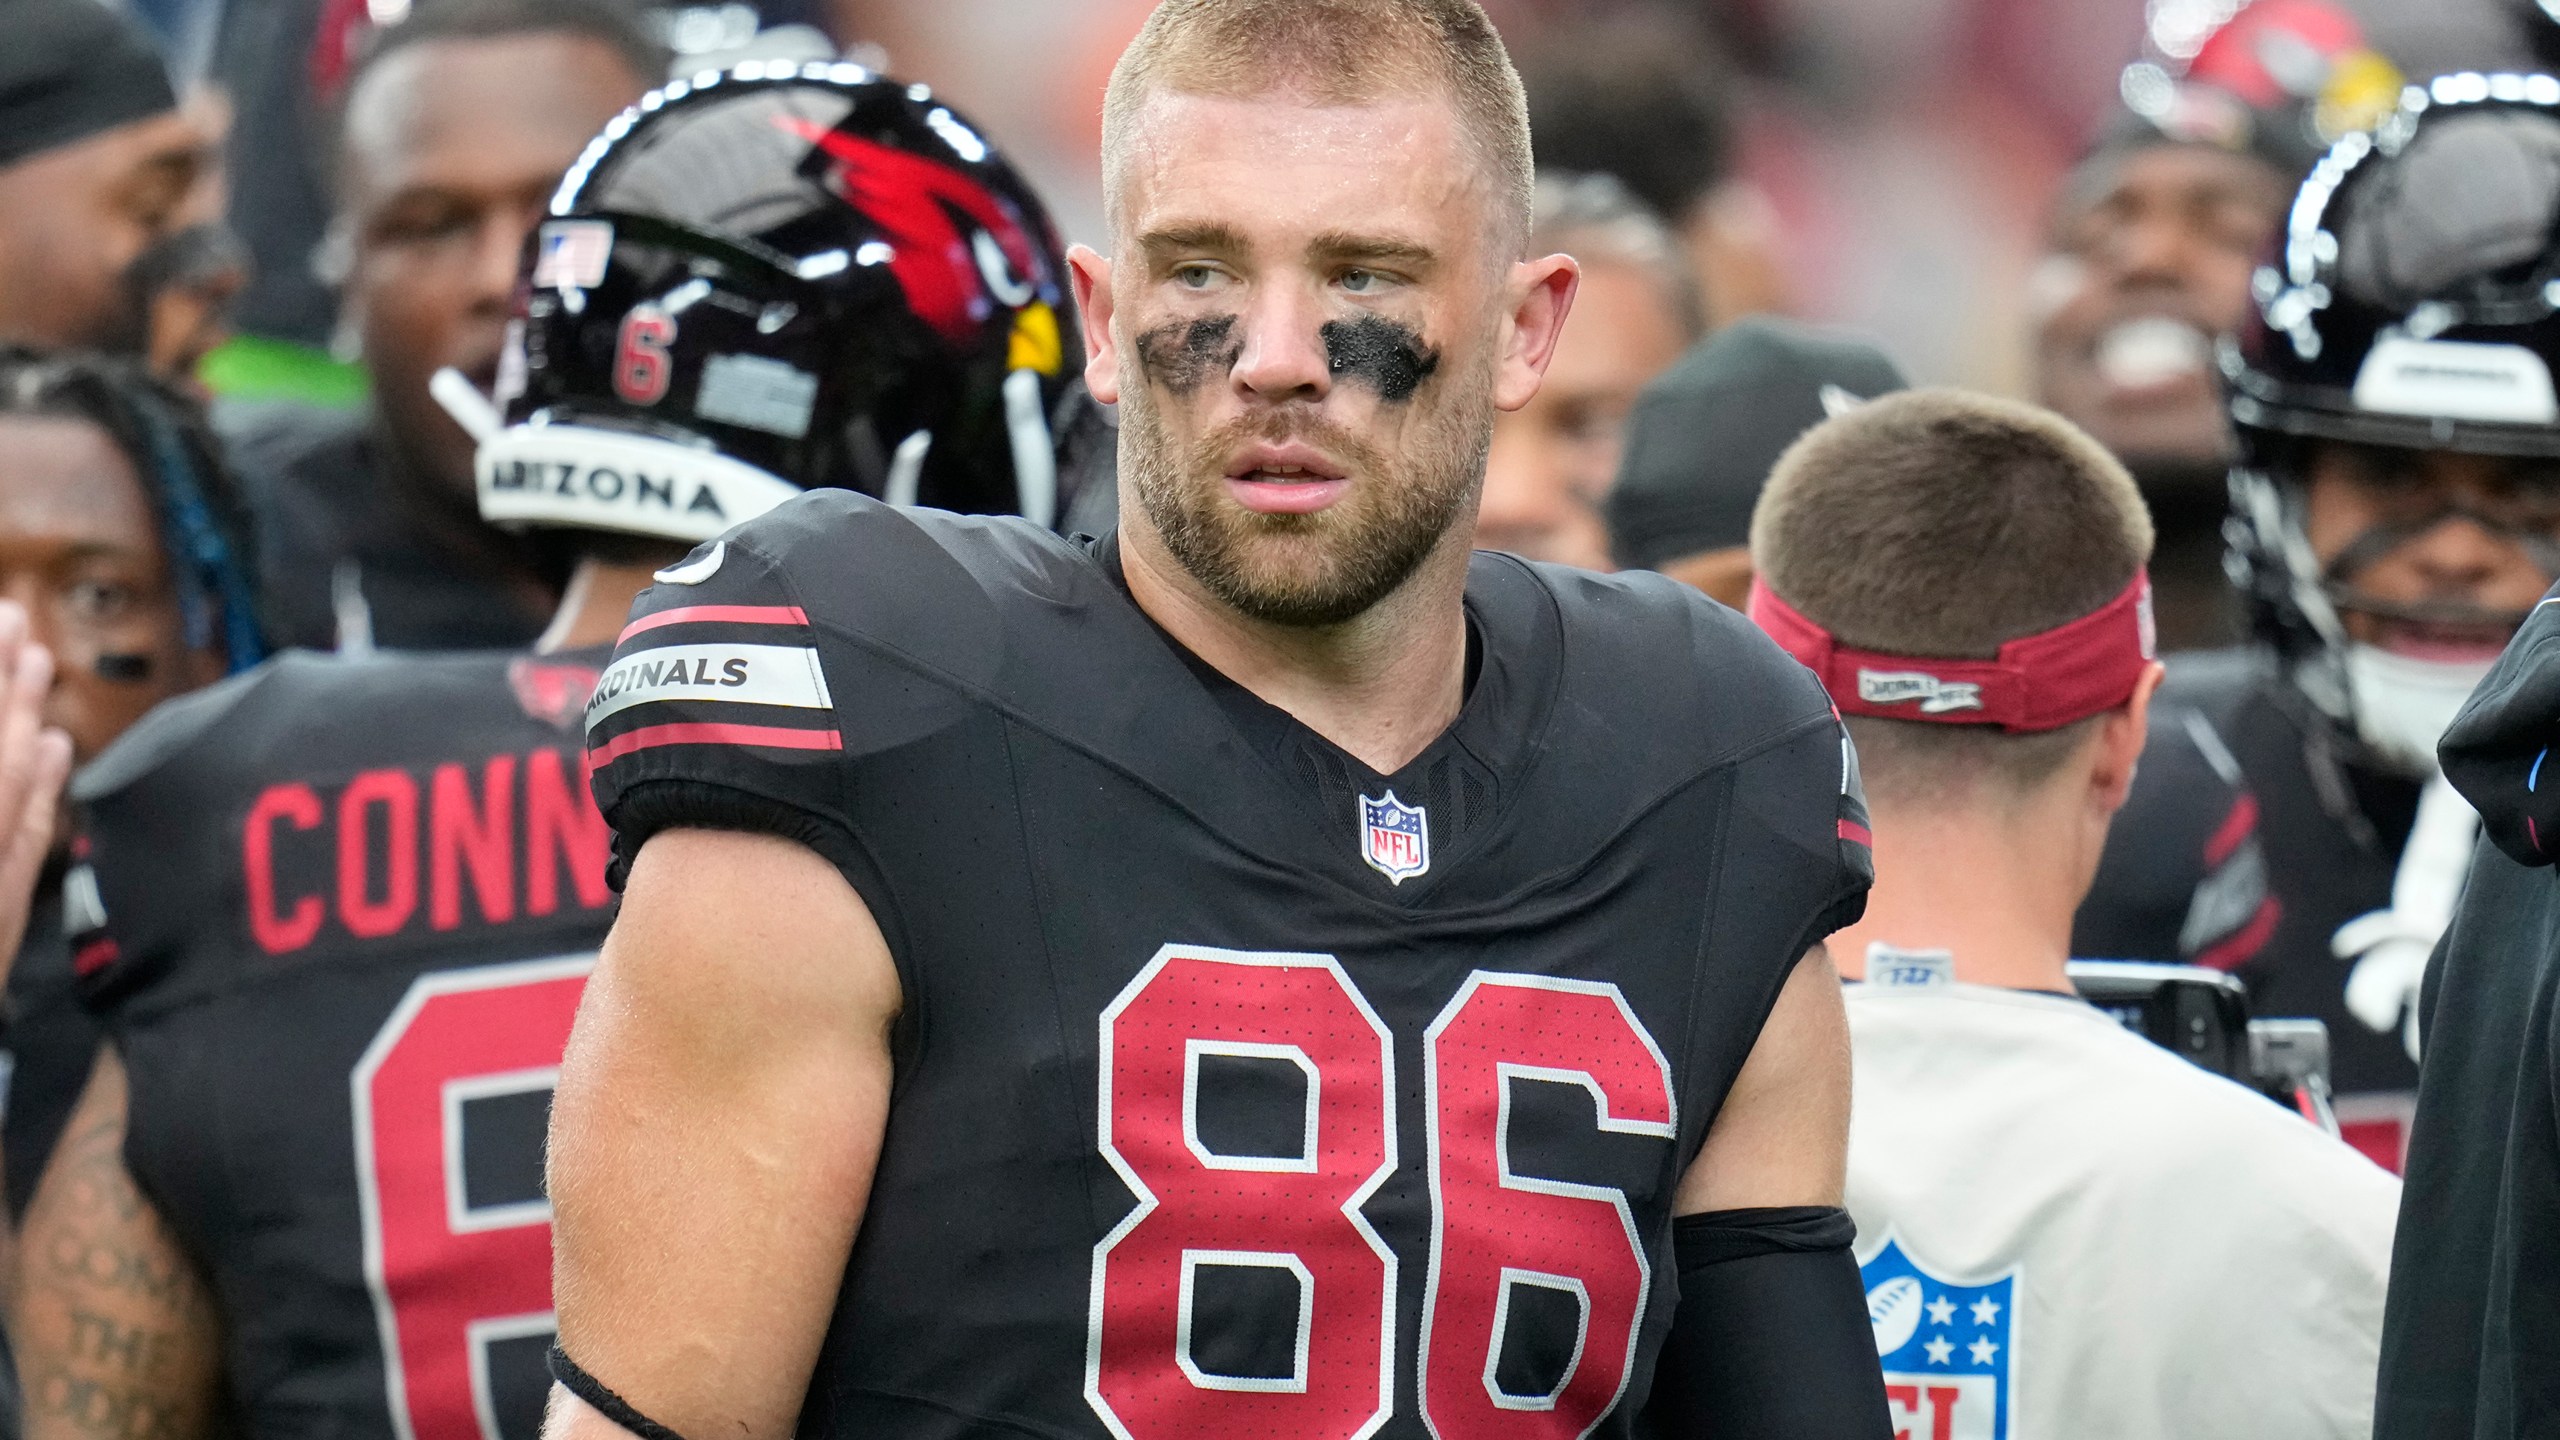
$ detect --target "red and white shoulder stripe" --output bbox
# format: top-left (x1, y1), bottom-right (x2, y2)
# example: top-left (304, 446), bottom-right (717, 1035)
top-left (584, 603), bottom-right (843, 765)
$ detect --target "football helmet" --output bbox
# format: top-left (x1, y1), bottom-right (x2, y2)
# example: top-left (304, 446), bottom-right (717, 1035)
top-left (476, 61), bottom-right (1090, 543)
top-left (2225, 75), bottom-right (2560, 768)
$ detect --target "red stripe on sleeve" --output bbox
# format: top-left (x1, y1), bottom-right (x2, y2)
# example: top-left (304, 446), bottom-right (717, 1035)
top-left (2203, 792), bottom-right (2261, 868)
top-left (1838, 819), bottom-right (1872, 846)
top-left (72, 937), bottom-right (121, 978)
top-left (618, 604), bottom-right (812, 644)
top-left (2193, 896), bottom-right (2281, 973)
top-left (590, 722), bottom-right (846, 767)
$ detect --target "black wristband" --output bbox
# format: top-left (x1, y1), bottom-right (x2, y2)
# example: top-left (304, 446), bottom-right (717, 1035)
top-left (548, 1345), bottom-right (693, 1440)
top-left (1644, 1205), bottom-right (1891, 1439)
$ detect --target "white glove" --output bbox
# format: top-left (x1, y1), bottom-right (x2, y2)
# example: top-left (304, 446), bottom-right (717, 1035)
top-left (2332, 914), bottom-right (2429, 1062)
top-left (2331, 773), bottom-right (2478, 1064)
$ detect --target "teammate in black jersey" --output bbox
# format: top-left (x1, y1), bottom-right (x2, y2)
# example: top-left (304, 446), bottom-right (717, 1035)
top-left (11, 70), bottom-right (1085, 1440)
top-left (0, 350), bottom-right (262, 1227)
top-left (2071, 77), bottom-right (2560, 1170)
top-left (546, 4), bottom-right (1889, 1439)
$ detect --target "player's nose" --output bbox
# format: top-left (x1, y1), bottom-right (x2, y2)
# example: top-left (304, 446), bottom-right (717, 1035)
top-left (2399, 511), bottom-right (2520, 594)
top-left (1229, 284), bottom-right (1332, 404)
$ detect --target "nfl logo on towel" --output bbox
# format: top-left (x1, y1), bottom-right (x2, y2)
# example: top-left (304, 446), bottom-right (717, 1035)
top-left (1860, 1236), bottom-right (2016, 1440)
top-left (1359, 791), bottom-right (1429, 884)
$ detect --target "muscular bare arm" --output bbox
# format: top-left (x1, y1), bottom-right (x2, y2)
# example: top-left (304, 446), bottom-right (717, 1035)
top-left (13, 1048), bottom-right (224, 1440)
top-left (543, 828), bottom-right (902, 1440)
top-left (1673, 946), bottom-right (1852, 1214)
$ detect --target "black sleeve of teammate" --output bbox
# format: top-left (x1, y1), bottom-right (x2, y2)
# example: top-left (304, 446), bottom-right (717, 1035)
top-left (1642, 1207), bottom-right (1890, 1439)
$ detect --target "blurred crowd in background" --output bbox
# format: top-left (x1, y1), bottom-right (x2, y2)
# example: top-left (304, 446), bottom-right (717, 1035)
top-left (18, 0), bottom-right (2549, 652)
top-left (103, 0), bottom-right (2540, 395)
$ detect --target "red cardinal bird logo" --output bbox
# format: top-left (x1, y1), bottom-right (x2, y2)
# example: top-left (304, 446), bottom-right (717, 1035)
top-left (775, 115), bottom-right (1045, 342)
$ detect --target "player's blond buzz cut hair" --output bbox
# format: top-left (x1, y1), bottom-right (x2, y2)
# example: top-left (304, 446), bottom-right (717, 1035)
top-left (1100, 0), bottom-right (1536, 254)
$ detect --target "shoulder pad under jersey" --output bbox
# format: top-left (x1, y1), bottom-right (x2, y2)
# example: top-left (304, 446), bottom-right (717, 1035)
top-left (1514, 557), bottom-right (1872, 921)
top-left (586, 491), bottom-right (1074, 875)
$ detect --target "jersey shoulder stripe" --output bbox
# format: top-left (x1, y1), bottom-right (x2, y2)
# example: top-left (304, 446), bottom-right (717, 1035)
top-left (587, 590), bottom-right (839, 764)
top-left (592, 721), bottom-right (846, 766)
top-left (620, 603), bottom-right (809, 640)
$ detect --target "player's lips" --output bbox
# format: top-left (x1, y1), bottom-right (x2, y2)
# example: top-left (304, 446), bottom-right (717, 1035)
top-left (1225, 444), bottom-right (1349, 515)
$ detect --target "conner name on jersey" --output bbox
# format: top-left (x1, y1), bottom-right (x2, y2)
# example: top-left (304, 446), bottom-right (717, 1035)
top-left (585, 642), bottom-right (833, 729)
top-left (241, 746), bottom-right (610, 956)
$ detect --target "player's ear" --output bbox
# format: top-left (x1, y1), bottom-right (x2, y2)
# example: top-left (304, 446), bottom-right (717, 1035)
top-left (1068, 244), bottom-right (1120, 406)
top-left (2088, 661), bottom-right (2165, 816)
top-left (1492, 253), bottom-right (1579, 414)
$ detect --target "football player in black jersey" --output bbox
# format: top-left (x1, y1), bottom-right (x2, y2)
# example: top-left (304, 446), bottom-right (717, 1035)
top-left (2072, 78), bottom-right (2560, 1172)
top-left (10, 70), bottom-right (1085, 1440)
top-left (546, 3), bottom-right (1888, 1439)
top-left (0, 350), bottom-right (264, 1229)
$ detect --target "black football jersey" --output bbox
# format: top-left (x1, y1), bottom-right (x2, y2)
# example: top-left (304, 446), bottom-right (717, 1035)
top-left (4, 887), bottom-right (102, 1220)
top-left (2072, 648), bottom-right (2421, 1163)
top-left (587, 493), bottom-right (1872, 1440)
top-left (69, 647), bottom-right (617, 1440)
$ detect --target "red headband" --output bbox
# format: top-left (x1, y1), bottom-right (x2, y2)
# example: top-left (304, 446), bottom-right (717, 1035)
top-left (1747, 573), bottom-right (2156, 733)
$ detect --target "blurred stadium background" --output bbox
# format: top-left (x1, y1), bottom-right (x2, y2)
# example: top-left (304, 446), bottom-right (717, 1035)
top-left (848, 0), bottom-right (2521, 395)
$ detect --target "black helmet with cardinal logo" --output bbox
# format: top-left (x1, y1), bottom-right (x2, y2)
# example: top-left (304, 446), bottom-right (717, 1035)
top-left (474, 60), bottom-right (1093, 542)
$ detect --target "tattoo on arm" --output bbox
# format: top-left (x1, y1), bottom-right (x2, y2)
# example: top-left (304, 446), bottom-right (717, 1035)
top-left (15, 1051), bottom-right (222, 1440)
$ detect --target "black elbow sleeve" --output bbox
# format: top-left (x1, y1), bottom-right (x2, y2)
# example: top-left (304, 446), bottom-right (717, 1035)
top-left (1641, 1206), bottom-right (1892, 1440)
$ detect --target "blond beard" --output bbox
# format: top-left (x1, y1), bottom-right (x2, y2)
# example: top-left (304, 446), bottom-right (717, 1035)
top-left (1121, 360), bottom-right (1492, 628)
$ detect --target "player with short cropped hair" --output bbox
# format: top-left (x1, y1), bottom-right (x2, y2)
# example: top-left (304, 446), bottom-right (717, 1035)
top-left (545, 3), bottom-right (1891, 1438)
top-left (0, 0), bottom-right (229, 368)
top-left (11, 66), bottom-right (1082, 1440)
top-left (1750, 387), bottom-right (2398, 1440)
top-left (222, 0), bottom-right (664, 653)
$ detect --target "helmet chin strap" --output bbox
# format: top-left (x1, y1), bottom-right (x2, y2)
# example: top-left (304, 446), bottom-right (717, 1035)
top-left (430, 367), bottom-right (503, 444)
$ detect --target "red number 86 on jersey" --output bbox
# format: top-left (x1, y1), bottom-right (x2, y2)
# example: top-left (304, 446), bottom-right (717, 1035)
top-left (1087, 945), bottom-right (1676, 1440)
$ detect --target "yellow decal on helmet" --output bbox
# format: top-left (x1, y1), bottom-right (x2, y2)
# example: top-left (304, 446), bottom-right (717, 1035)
top-left (1008, 301), bottom-right (1062, 376)
top-left (2317, 51), bottom-right (2406, 145)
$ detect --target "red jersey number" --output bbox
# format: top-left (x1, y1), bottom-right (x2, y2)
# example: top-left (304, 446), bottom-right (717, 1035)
top-left (1419, 975), bottom-right (1673, 1436)
top-left (1087, 947), bottom-right (1675, 1440)
top-left (1088, 948), bottom-right (1397, 1440)
top-left (612, 307), bottom-right (675, 407)
top-left (353, 955), bottom-right (592, 1440)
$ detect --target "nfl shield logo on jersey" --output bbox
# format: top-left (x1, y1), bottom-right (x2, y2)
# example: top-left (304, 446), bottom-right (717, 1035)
top-left (1358, 791), bottom-right (1430, 884)
top-left (1861, 1236), bottom-right (2016, 1440)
